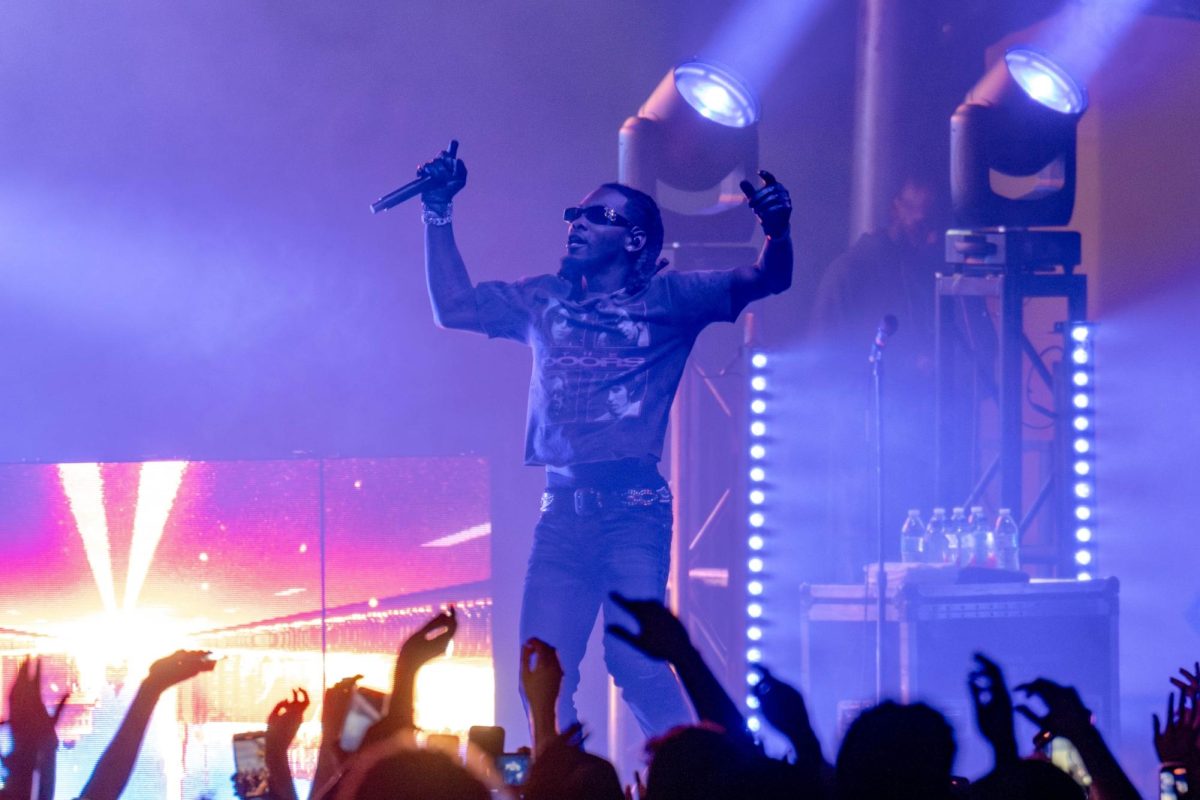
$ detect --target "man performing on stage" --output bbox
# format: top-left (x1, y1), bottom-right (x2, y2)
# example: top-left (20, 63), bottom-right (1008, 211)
top-left (417, 145), bottom-right (793, 737)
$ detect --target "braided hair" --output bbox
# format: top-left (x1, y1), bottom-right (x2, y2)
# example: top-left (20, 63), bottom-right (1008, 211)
top-left (599, 182), bottom-right (669, 295)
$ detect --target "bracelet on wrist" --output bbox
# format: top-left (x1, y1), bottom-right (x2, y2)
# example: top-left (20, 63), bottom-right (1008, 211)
top-left (422, 202), bottom-right (453, 226)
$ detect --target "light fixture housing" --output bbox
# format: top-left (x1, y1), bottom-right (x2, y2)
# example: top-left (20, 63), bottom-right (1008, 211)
top-left (951, 48), bottom-right (1088, 228)
top-left (619, 60), bottom-right (761, 243)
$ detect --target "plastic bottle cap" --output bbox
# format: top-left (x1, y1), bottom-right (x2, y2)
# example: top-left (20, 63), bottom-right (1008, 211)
top-left (933, 507), bottom-right (945, 512)
top-left (999, 508), bottom-right (1011, 514)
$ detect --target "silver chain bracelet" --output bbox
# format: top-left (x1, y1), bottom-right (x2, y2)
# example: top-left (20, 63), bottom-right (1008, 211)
top-left (421, 202), bottom-right (453, 226)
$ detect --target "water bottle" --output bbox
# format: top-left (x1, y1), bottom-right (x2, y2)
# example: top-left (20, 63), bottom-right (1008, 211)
top-left (923, 508), bottom-right (950, 564)
top-left (948, 507), bottom-right (968, 565)
top-left (994, 509), bottom-right (1021, 571)
top-left (900, 509), bottom-right (926, 563)
top-left (966, 505), bottom-right (996, 567)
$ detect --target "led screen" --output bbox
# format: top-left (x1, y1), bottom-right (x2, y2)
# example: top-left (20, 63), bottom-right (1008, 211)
top-left (0, 457), bottom-right (492, 800)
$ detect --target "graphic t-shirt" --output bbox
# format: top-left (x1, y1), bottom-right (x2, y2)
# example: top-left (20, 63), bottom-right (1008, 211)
top-left (474, 270), bottom-right (738, 467)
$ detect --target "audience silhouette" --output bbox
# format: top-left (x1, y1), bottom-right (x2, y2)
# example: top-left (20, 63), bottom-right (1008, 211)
top-left (2, 603), bottom-right (1195, 800)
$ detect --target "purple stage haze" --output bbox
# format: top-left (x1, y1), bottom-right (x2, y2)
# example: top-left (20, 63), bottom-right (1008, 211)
top-left (1, 2), bottom-right (1198, 796)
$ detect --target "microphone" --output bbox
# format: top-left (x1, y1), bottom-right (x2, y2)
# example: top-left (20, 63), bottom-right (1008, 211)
top-left (869, 314), bottom-right (898, 363)
top-left (743, 311), bottom-right (757, 349)
top-left (370, 140), bottom-right (458, 215)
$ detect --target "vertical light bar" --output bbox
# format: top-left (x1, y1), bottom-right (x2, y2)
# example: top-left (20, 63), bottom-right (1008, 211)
top-left (744, 350), bottom-right (770, 731)
top-left (124, 461), bottom-right (188, 610)
top-left (59, 463), bottom-right (118, 613)
top-left (1066, 323), bottom-right (1097, 579)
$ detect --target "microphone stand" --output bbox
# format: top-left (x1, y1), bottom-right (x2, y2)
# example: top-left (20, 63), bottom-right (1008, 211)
top-left (870, 332), bottom-right (887, 703)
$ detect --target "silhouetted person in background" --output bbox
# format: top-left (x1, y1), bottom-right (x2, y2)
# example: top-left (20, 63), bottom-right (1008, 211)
top-left (808, 172), bottom-right (952, 579)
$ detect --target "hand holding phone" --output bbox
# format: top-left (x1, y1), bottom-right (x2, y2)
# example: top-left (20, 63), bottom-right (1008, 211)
top-left (495, 752), bottom-right (531, 787)
top-left (399, 607), bottom-right (458, 673)
top-left (426, 733), bottom-right (461, 761)
top-left (467, 725), bottom-right (505, 777)
top-left (467, 725), bottom-right (505, 758)
top-left (232, 731), bottom-right (269, 798)
top-left (338, 686), bottom-right (386, 753)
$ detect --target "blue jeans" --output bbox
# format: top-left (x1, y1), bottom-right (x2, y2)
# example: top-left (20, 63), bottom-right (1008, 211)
top-left (518, 490), bottom-right (693, 737)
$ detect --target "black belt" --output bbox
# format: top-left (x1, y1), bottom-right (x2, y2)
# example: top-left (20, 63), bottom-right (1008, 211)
top-left (540, 486), bottom-right (672, 516)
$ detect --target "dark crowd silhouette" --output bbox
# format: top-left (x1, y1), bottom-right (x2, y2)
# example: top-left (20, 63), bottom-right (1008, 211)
top-left (1, 601), bottom-right (1197, 800)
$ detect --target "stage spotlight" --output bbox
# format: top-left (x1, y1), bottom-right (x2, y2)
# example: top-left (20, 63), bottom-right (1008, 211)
top-left (620, 60), bottom-right (760, 243)
top-left (674, 62), bottom-right (759, 127)
top-left (951, 48), bottom-right (1088, 228)
top-left (1005, 50), bottom-right (1087, 115)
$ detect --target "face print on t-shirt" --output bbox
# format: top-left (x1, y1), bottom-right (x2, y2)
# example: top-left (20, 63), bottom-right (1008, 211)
top-left (546, 303), bottom-right (587, 347)
top-left (596, 306), bottom-right (650, 348)
top-left (537, 298), bottom-right (650, 425)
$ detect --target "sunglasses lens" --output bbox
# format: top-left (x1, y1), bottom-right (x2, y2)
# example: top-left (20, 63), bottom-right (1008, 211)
top-left (564, 205), bottom-right (628, 227)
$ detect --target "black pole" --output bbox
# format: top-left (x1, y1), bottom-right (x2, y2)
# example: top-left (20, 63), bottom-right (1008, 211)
top-left (872, 347), bottom-right (886, 703)
top-left (1000, 269), bottom-right (1024, 516)
top-left (319, 458), bottom-right (328, 694)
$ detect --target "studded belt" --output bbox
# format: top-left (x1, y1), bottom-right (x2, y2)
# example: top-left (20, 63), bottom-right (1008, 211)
top-left (540, 486), bottom-right (672, 516)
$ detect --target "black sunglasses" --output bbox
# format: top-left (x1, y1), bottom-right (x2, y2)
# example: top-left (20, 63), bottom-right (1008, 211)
top-left (563, 205), bottom-right (634, 228)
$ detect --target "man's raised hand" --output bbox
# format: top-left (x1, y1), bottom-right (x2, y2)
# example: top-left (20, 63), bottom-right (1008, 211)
top-left (1014, 677), bottom-right (1094, 744)
top-left (605, 593), bottom-right (692, 664)
top-left (1154, 689), bottom-right (1200, 767)
top-left (144, 650), bottom-right (216, 694)
top-left (751, 664), bottom-right (812, 741)
top-left (739, 170), bottom-right (791, 238)
top-left (969, 653), bottom-right (1019, 765)
top-left (266, 688), bottom-right (310, 754)
top-left (6, 657), bottom-right (68, 753)
top-left (1171, 661), bottom-right (1200, 704)
top-left (418, 140), bottom-right (467, 207)
top-left (398, 606), bottom-right (457, 673)
top-left (521, 637), bottom-right (564, 715)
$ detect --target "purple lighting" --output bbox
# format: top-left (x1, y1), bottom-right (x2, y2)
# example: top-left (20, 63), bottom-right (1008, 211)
top-left (1005, 48), bottom-right (1088, 115)
top-left (673, 61), bottom-right (760, 128)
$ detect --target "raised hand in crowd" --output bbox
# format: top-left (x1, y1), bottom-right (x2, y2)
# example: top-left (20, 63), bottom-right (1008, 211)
top-left (520, 637), bottom-right (564, 756)
top-left (1015, 677), bottom-right (1138, 800)
top-left (0, 657), bottom-right (67, 800)
top-left (364, 606), bottom-right (457, 746)
top-left (1171, 661), bottom-right (1200, 705)
top-left (1154, 688), bottom-right (1200, 792)
top-left (605, 594), bottom-right (692, 664)
top-left (752, 664), bottom-right (829, 788)
top-left (624, 768), bottom-right (646, 800)
top-left (80, 650), bottom-right (216, 800)
top-left (964, 655), bottom-right (1087, 800)
top-left (968, 653), bottom-right (1019, 768)
top-left (308, 675), bottom-right (365, 800)
top-left (265, 688), bottom-right (310, 800)
top-left (606, 593), bottom-right (747, 744)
